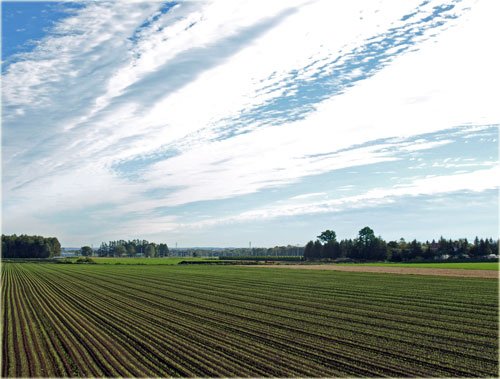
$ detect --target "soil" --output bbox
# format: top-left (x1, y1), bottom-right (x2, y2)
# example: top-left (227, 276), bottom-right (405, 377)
top-left (246, 264), bottom-right (498, 278)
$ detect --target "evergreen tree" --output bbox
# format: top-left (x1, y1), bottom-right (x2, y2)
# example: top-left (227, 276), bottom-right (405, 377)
top-left (304, 240), bottom-right (314, 260)
top-left (313, 240), bottom-right (323, 259)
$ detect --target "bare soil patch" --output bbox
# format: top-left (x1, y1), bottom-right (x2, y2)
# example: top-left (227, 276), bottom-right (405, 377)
top-left (247, 264), bottom-right (498, 278)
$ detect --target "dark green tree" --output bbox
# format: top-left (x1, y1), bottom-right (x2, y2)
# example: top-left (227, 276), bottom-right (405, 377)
top-left (80, 246), bottom-right (93, 257)
top-left (115, 244), bottom-right (126, 257)
top-left (355, 227), bottom-right (376, 260)
top-left (97, 242), bottom-right (109, 257)
top-left (317, 229), bottom-right (340, 259)
top-left (304, 240), bottom-right (315, 260)
top-left (158, 243), bottom-right (170, 257)
top-left (47, 237), bottom-right (61, 256)
top-left (323, 241), bottom-right (341, 259)
top-left (1, 234), bottom-right (61, 258)
top-left (358, 227), bottom-right (375, 246)
top-left (317, 230), bottom-right (337, 244)
top-left (313, 240), bottom-right (323, 259)
top-left (387, 241), bottom-right (401, 261)
top-left (408, 239), bottom-right (423, 260)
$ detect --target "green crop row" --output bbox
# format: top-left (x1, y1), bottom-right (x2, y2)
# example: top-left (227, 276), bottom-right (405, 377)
top-left (2, 263), bottom-right (498, 377)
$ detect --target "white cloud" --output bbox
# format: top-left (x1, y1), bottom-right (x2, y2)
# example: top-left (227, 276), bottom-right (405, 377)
top-left (398, 140), bottom-right (452, 152)
top-left (2, 0), bottom-right (498, 243)
top-left (191, 167), bottom-right (500, 225)
top-left (290, 192), bottom-right (327, 200)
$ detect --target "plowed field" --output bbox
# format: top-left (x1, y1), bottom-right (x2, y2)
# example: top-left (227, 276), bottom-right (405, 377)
top-left (249, 264), bottom-right (499, 278)
top-left (2, 263), bottom-right (498, 377)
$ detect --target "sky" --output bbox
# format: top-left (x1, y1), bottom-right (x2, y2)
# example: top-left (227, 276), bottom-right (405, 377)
top-left (2, 0), bottom-right (499, 247)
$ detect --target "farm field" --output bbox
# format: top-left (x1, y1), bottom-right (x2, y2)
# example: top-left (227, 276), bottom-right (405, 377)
top-left (87, 257), bottom-right (216, 265)
top-left (337, 262), bottom-right (499, 270)
top-left (2, 263), bottom-right (498, 377)
top-left (257, 264), bottom-right (499, 278)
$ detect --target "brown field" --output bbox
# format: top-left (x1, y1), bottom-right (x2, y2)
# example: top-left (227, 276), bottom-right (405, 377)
top-left (248, 264), bottom-right (498, 278)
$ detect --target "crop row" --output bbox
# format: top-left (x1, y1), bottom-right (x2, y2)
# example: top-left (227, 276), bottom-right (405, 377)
top-left (55, 265), bottom-right (497, 356)
top-left (2, 263), bottom-right (498, 377)
top-left (50, 265), bottom-right (496, 376)
top-left (63, 265), bottom-right (497, 350)
top-left (107, 267), bottom-right (498, 333)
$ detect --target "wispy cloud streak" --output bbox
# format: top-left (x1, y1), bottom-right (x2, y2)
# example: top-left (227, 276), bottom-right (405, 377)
top-left (2, 0), bottom-right (498, 245)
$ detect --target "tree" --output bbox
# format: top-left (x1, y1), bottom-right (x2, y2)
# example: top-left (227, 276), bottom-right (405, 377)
top-left (126, 244), bottom-right (136, 257)
top-left (158, 243), bottom-right (170, 257)
top-left (387, 241), bottom-right (400, 261)
top-left (422, 242), bottom-right (435, 260)
top-left (478, 239), bottom-right (493, 256)
top-left (323, 240), bottom-right (341, 259)
top-left (1, 234), bottom-right (61, 258)
top-left (408, 239), bottom-right (423, 261)
top-left (355, 227), bottom-right (375, 260)
top-left (97, 242), bottom-right (109, 257)
top-left (313, 240), bottom-right (323, 259)
top-left (81, 246), bottom-right (93, 257)
top-left (317, 230), bottom-right (337, 244)
top-left (145, 244), bottom-right (157, 258)
top-left (370, 238), bottom-right (387, 261)
top-left (304, 241), bottom-right (314, 260)
top-left (340, 239), bottom-right (355, 259)
top-left (115, 244), bottom-right (126, 257)
top-left (437, 236), bottom-right (453, 256)
top-left (357, 227), bottom-right (375, 247)
top-left (469, 237), bottom-right (480, 257)
top-left (47, 237), bottom-right (61, 256)
top-left (317, 229), bottom-right (340, 259)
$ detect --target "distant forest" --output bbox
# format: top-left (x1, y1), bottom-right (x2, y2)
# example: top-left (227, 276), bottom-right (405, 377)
top-left (94, 240), bottom-right (170, 258)
top-left (304, 227), bottom-right (499, 262)
top-left (2, 229), bottom-right (498, 261)
top-left (2, 235), bottom-right (61, 258)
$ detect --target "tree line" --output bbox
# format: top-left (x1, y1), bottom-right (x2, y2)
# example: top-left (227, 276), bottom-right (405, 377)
top-left (304, 227), bottom-right (499, 261)
top-left (214, 245), bottom-right (304, 258)
top-left (2, 234), bottom-right (61, 258)
top-left (93, 239), bottom-right (170, 257)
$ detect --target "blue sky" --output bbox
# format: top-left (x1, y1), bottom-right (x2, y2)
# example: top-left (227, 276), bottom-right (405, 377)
top-left (2, 0), bottom-right (499, 247)
top-left (2, 2), bottom-right (83, 61)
